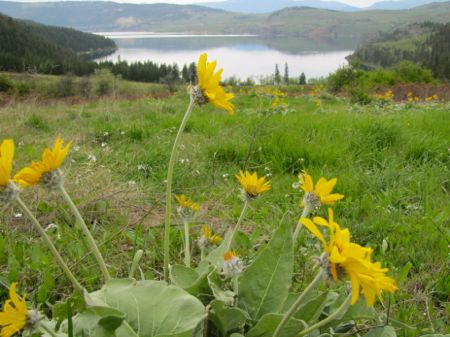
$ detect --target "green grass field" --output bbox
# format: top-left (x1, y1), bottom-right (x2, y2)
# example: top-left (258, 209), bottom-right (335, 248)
top-left (0, 80), bottom-right (449, 334)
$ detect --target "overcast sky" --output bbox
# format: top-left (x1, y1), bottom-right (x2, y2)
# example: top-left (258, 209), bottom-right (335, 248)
top-left (6, 0), bottom-right (395, 8)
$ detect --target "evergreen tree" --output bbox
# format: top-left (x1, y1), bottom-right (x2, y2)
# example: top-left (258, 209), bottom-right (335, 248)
top-left (181, 64), bottom-right (189, 82)
top-left (188, 62), bottom-right (197, 84)
top-left (283, 62), bottom-right (289, 84)
top-left (299, 72), bottom-right (306, 85)
top-left (274, 64), bottom-right (281, 84)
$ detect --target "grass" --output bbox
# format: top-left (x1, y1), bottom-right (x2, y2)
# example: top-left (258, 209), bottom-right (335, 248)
top-left (0, 80), bottom-right (449, 334)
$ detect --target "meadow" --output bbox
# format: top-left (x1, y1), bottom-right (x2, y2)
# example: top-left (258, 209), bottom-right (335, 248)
top-left (0, 77), bottom-right (449, 335)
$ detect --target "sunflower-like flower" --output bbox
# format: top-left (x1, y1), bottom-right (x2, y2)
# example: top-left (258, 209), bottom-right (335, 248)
top-left (0, 139), bottom-right (19, 203)
top-left (223, 251), bottom-right (243, 278)
top-left (236, 170), bottom-right (271, 200)
top-left (199, 225), bottom-right (223, 248)
top-left (299, 171), bottom-right (344, 210)
top-left (193, 53), bottom-right (235, 115)
top-left (0, 283), bottom-right (39, 337)
top-left (300, 209), bottom-right (398, 307)
top-left (175, 194), bottom-right (200, 219)
top-left (14, 137), bottom-right (71, 189)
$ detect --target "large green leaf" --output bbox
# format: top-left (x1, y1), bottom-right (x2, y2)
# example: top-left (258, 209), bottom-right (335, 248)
top-left (245, 313), bottom-right (306, 337)
top-left (295, 291), bottom-right (339, 323)
top-left (170, 264), bottom-right (212, 299)
top-left (86, 278), bottom-right (205, 337)
top-left (70, 307), bottom-right (126, 337)
top-left (364, 326), bottom-right (397, 337)
top-left (209, 300), bottom-right (248, 336)
top-left (237, 221), bottom-right (293, 320)
top-left (208, 269), bottom-right (236, 306)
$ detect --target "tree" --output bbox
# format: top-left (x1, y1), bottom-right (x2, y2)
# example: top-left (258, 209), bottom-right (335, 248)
top-left (299, 72), bottom-right (306, 85)
top-left (283, 62), bottom-right (289, 84)
top-left (181, 64), bottom-right (189, 82)
top-left (274, 64), bottom-right (281, 84)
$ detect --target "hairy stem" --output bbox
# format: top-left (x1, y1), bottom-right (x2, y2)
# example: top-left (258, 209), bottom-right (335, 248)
top-left (15, 196), bottom-right (83, 292)
top-left (226, 200), bottom-right (249, 251)
top-left (59, 184), bottom-right (110, 281)
top-left (164, 98), bottom-right (195, 281)
top-left (272, 269), bottom-right (323, 337)
top-left (183, 220), bottom-right (191, 267)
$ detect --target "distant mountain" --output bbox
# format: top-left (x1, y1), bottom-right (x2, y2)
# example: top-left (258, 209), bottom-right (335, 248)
top-left (0, 1), bottom-right (449, 44)
top-left (367, 0), bottom-right (450, 9)
top-left (203, 0), bottom-right (358, 13)
top-left (0, 12), bottom-right (115, 73)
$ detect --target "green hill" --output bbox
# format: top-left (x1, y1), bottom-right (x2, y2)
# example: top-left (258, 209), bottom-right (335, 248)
top-left (0, 1), bottom-right (450, 44)
top-left (0, 13), bottom-right (115, 74)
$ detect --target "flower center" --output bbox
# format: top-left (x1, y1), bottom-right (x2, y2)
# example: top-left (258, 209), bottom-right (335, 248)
top-left (41, 170), bottom-right (63, 189)
top-left (191, 85), bottom-right (209, 106)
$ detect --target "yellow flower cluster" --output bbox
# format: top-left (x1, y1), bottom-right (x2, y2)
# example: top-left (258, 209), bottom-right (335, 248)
top-left (373, 90), bottom-right (394, 101)
top-left (301, 209), bottom-right (398, 306)
top-left (201, 225), bottom-right (223, 246)
top-left (175, 194), bottom-right (200, 212)
top-left (299, 171), bottom-right (344, 208)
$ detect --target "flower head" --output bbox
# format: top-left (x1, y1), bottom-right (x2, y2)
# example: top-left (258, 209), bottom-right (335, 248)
top-left (175, 194), bottom-right (200, 220)
top-left (223, 251), bottom-right (243, 277)
top-left (200, 225), bottom-right (223, 247)
top-left (194, 53), bottom-right (234, 115)
top-left (14, 137), bottom-right (71, 189)
top-left (300, 209), bottom-right (397, 307)
top-left (0, 139), bottom-right (19, 203)
top-left (299, 171), bottom-right (344, 210)
top-left (236, 170), bottom-right (271, 200)
top-left (0, 283), bottom-right (29, 337)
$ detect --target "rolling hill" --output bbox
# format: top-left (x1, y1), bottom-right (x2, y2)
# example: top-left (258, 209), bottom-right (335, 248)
top-left (0, 1), bottom-right (449, 44)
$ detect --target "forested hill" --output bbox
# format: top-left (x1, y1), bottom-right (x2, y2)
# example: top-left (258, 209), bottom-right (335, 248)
top-left (0, 13), bottom-right (115, 73)
top-left (348, 22), bottom-right (450, 80)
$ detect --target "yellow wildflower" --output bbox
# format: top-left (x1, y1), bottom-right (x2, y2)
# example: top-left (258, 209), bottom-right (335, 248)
top-left (175, 194), bottom-right (200, 212)
top-left (300, 209), bottom-right (398, 307)
top-left (0, 139), bottom-right (14, 190)
top-left (201, 225), bottom-right (223, 246)
top-left (224, 251), bottom-right (237, 261)
top-left (299, 171), bottom-right (344, 209)
top-left (223, 251), bottom-right (243, 277)
top-left (0, 283), bottom-right (28, 337)
top-left (14, 137), bottom-right (71, 187)
top-left (236, 170), bottom-right (271, 199)
top-left (196, 53), bottom-right (235, 115)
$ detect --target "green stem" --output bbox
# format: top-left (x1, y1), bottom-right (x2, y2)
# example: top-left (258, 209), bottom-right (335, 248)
top-left (164, 98), bottom-right (195, 282)
top-left (183, 220), bottom-right (191, 268)
top-left (272, 269), bottom-right (323, 337)
top-left (226, 200), bottom-right (249, 251)
top-left (294, 293), bottom-right (352, 337)
top-left (129, 250), bottom-right (143, 278)
top-left (58, 184), bottom-right (110, 281)
top-left (292, 204), bottom-right (312, 246)
top-left (39, 321), bottom-right (58, 337)
top-left (15, 196), bottom-right (84, 293)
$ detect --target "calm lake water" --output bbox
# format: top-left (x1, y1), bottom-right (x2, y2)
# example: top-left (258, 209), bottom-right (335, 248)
top-left (96, 33), bottom-right (354, 81)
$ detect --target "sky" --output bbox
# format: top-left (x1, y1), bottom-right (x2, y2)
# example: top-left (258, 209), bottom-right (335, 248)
top-left (5, 0), bottom-right (394, 8)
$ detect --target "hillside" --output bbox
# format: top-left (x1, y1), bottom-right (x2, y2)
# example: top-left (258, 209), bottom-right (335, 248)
top-left (0, 13), bottom-right (115, 74)
top-left (348, 22), bottom-right (450, 79)
top-left (0, 1), bottom-right (449, 44)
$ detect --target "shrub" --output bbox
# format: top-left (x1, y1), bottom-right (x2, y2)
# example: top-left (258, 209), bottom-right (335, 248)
top-left (392, 61), bottom-right (434, 83)
top-left (0, 74), bottom-right (14, 92)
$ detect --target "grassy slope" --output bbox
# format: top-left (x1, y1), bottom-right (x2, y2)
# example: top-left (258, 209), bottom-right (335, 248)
top-left (0, 75), bottom-right (449, 332)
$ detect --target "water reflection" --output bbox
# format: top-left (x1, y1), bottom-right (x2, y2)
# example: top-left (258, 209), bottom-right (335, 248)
top-left (97, 34), bottom-right (354, 80)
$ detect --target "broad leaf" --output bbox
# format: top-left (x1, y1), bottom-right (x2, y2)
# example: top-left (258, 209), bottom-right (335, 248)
top-left (170, 264), bottom-right (212, 298)
top-left (209, 300), bottom-right (248, 336)
top-left (245, 313), bottom-right (306, 337)
top-left (62, 307), bottom-right (126, 337)
top-left (237, 221), bottom-right (293, 320)
top-left (208, 270), bottom-right (236, 306)
top-left (365, 326), bottom-right (397, 337)
top-left (86, 278), bottom-right (205, 337)
top-left (295, 291), bottom-right (339, 323)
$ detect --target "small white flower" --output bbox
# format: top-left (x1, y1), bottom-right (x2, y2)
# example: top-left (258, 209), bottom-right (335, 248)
top-left (266, 173), bottom-right (272, 178)
top-left (88, 154), bottom-right (97, 162)
top-left (14, 212), bottom-right (23, 218)
top-left (180, 158), bottom-right (190, 164)
top-left (264, 167), bottom-right (271, 171)
top-left (292, 182), bottom-right (300, 189)
top-left (120, 131), bottom-right (126, 135)
top-left (18, 141), bottom-right (24, 147)
top-left (103, 132), bottom-right (109, 137)
top-left (222, 173), bottom-right (230, 179)
top-left (74, 146), bottom-right (80, 152)
top-left (128, 180), bottom-right (137, 187)
top-left (45, 223), bottom-right (58, 231)
top-left (101, 142), bottom-right (108, 148)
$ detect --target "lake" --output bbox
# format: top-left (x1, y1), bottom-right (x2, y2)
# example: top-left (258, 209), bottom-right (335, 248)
top-left (95, 33), bottom-right (354, 81)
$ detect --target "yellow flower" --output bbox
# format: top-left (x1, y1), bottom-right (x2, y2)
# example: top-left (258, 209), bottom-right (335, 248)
top-left (0, 283), bottom-right (28, 337)
top-left (299, 171), bottom-right (344, 208)
top-left (14, 137), bottom-right (71, 187)
top-left (0, 139), bottom-right (14, 190)
top-left (201, 225), bottom-right (223, 246)
top-left (236, 170), bottom-right (271, 199)
top-left (175, 194), bottom-right (200, 212)
top-left (224, 251), bottom-right (237, 261)
top-left (301, 209), bottom-right (398, 307)
top-left (196, 53), bottom-right (235, 115)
